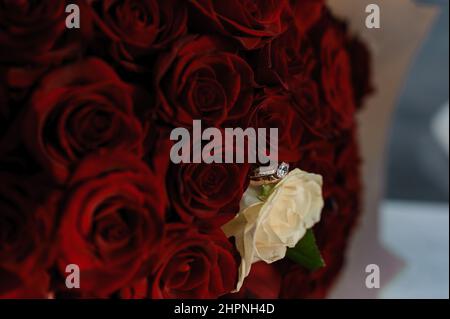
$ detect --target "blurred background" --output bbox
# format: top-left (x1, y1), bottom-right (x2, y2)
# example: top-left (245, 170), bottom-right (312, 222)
top-left (387, 0), bottom-right (449, 202)
top-left (326, 0), bottom-right (448, 299)
top-left (382, 0), bottom-right (449, 298)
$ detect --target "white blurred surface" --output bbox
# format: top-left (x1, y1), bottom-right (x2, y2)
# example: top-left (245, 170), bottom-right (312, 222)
top-left (431, 102), bottom-right (449, 157)
top-left (380, 200), bottom-right (449, 298)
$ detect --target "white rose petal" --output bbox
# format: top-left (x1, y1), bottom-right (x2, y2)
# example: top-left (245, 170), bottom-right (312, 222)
top-left (222, 168), bottom-right (324, 292)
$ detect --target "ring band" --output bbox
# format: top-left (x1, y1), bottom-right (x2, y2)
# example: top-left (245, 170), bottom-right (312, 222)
top-left (250, 162), bottom-right (289, 186)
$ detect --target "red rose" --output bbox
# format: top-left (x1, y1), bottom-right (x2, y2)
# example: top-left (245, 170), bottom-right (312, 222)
top-left (55, 152), bottom-right (166, 297)
top-left (0, 174), bottom-right (53, 298)
top-left (255, 24), bottom-right (333, 136)
top-left (288, 0), bottom-right (324, 34)
top-left (295, 138), bottom-right (336, 198)
top-left (169, 160), bottom-right (249, 227)
top-left (292, 78), bottom-right (336, 137)
top-left (249, 91), bottom-right (305, 163)
top-left (89, 0), bottom-right (187, 72)
top-left (23, 58), bottom-right (145, 183)
top-left (156, 36), bottom-right (256, 128)
top-left (279, 263), bottom-right (328, 298)
top-left (0, 72), bottom-right (5, 108)
top-left (225, 261), bottom-right (281, 299)
top-left (0, 78), bottom-right (7, 137)
top-left (335, 132), bottom-right (361, 193)
top-left (0, 65), bottom-right (53, 109)
top-left (256, 23), bottom-right (315, 89)
top-left (318, 18), bottom-right (356, 130)
top-left (119, 278), bottom-right (148, 299)
top-left (0, 0), bottom-right (90, 64)
top-left (151, 223), bottom-right (239, 299)
top-left (348, 37), bottom-right (374, 108)
top-left (189, 0), bottom-right (289, 49)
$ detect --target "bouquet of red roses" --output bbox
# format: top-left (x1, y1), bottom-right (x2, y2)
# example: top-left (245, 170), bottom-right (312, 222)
top-left (0, 0), bottom-right (372, 299)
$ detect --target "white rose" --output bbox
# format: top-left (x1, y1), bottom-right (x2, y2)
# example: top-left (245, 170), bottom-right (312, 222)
top-left (222, 168), bottom-right (324, 292)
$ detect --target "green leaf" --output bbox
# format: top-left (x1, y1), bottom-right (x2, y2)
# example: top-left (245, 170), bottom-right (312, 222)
top-left (258, 184), bottom-right (275, 201)
top-left (286, 229), bottom-right (325, 271)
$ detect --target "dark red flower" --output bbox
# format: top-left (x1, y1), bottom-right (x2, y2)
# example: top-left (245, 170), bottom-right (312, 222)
top-left (119, 278), bottom-right (149, 299)
top-left (279, 263), bottom-right (329, 299)
top-left (255, 23), bottom-right (315, 89)
top-left (188, 0), bottom-right (289, 49)
top-left (0, 0), bottom-right (90, 64)
top-left (151, 223), bottom-right (239, 299)
top-left (254, 24), bottom-right (334, 136)
top-left (55, 152), bottom-right (166, 297)
top-left (0, 174), bottom-right (54, 298)
top-left (295, 138), bottom-right (337, 198)
top-left (288, 0), bottom-right (324, 34)
top-left (156, 36), bottom-right (256, 128)
top-left (23, 58), bottom-right (145, 183)
top-left (169, 159), bottom-right (249, 227)
top-left (0, 78), bottom-right (7, 137)
top-left (89, 0), bottom-right (187, 71)
top-left (318, 18), bottom-right (356, 130)
top-left (224, 262), bottom-right (282, 299)
top-left (348, 37), bottom-right (374, 108)
top-left (335, 131), bottom-right (362, 194)
top-left (249, 91), bottom-right (305, 163)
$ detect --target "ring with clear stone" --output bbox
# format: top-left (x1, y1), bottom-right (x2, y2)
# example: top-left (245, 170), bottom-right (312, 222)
top-left (249, 162), bottom-right (290, 186)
